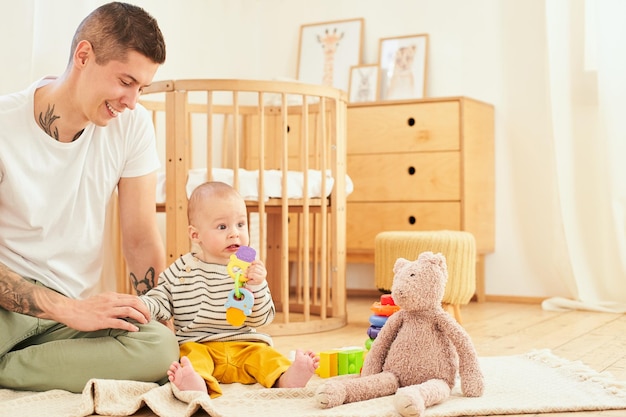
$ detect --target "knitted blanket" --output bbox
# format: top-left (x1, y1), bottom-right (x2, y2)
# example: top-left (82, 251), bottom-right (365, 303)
top-left (2, 350), bottom-right (626, 417)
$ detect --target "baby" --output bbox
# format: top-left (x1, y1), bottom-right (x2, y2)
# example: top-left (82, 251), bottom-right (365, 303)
top-left (141, 181), bottom-right (319, 396)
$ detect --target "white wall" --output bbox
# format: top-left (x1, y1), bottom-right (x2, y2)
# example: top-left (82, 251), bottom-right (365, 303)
top-left (0, 0), bottom-right (575, 299)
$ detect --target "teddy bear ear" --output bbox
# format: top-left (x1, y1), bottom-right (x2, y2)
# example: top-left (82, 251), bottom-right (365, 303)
top-left (393, 257), bottom-right (410, 274)
top-left (419, 251), bottom-right (446, 267)
top-left (418, 251), bottom-right (434, 259)
top-left (433, 252), bottom-right (447, 268)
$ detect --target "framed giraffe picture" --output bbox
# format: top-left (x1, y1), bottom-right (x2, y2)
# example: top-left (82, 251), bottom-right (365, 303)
top-left (378, 33), bottom-right (429, 101)
top-left (296, 18), bottom-right (364, 92)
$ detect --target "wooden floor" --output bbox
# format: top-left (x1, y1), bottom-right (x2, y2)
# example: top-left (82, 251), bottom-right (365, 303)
top-left (116, 297), bottom-right (626, 417)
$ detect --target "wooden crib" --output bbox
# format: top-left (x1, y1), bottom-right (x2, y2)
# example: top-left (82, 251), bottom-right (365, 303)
top-left (111, 79), bottom-right (348, 335)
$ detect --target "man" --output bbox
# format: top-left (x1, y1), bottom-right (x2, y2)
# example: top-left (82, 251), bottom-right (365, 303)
top-left (0, 2), bottom-right (178, 393)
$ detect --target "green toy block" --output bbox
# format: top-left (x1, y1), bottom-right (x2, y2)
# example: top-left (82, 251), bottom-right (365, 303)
top-left (337, 348), bottom-right (365, 375)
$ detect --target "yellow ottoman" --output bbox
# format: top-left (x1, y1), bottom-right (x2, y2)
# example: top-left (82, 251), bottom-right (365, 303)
top-left (374, 230), bottom-right (476, 323)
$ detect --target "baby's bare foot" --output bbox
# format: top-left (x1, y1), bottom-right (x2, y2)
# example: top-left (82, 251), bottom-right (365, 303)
top-left (276, 349), bottom-right (320, 388)
top-left (167, 356), bottom-right (208, 393)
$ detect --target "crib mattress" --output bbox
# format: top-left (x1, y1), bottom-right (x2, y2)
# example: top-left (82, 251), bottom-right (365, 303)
top-left (156, 168), bottom-right (353, 203)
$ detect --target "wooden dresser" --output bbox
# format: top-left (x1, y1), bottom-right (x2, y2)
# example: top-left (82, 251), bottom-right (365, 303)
top-left (346, 97), bottom-right (494, 301)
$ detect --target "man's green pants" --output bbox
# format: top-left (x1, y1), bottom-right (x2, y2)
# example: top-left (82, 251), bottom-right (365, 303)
top-left (0, 304), bottom-right (178, 393)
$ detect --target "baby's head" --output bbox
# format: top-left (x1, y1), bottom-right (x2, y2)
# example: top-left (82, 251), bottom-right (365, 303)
top-left (187, 182), bottom-right (249, 264)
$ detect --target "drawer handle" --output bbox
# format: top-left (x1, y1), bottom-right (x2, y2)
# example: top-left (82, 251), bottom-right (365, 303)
top-left (408, 216), bottom-right (416, 225)
top-left (407, 117), bottom-right (415, 126)
top-left (408, 166), bottom-right (416, 175)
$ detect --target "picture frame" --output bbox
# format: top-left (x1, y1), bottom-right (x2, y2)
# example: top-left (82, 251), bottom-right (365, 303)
top-left (297, 18), bottom-right (364, 92)
top-left (348, 64), bottom-right (379, 103)
top-left (378, 34), bottom-right (429, 101)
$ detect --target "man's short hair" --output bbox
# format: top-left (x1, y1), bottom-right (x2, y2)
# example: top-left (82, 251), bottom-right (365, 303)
top-left (70, 2), bottom-right (166, 65)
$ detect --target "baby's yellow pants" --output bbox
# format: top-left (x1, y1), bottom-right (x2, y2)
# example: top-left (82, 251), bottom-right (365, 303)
top-left (179, 340), bottom-right (291, 398)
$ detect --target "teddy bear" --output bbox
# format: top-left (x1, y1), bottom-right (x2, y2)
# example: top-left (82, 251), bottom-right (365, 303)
top-left (315, 251), bottom-right (484, 417)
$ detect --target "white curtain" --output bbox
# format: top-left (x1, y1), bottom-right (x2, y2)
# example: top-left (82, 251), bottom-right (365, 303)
top-left (542, 0), bottom-right (626, 312)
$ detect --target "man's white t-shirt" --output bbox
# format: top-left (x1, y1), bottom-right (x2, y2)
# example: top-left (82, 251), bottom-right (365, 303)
top-left (0, 78), bottom-right (160, 299)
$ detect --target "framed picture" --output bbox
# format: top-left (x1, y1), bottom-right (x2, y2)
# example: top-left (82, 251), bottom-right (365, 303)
top-left (348, 64), bottom-right (379, 103)
top-left (297, 18), bottom-right (364, 92)
top-left (378, 34), bottom-right (429, 101)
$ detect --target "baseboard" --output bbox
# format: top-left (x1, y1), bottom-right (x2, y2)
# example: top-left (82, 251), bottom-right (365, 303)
top-left (347, 291), bottom-right (546, 305)
top-left (346, 289), bottom-right (546, 305)
top-left (484, 294), bottom-right (545, 304)
top-left (346, 288), bottom-right (383, 298)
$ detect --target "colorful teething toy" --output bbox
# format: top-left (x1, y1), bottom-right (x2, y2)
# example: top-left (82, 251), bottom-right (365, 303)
top-left (224, 246), bottom-right (256, 326)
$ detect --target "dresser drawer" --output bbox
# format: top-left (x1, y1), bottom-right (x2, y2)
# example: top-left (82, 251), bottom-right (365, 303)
top-left (347, 152), bottom-right (460, 201)
top-left (244, 113), bottom-right (323, 170)
top-left (347, 202), bottom-right (461, 250)
top-left (348, 101), bottom-right (460, 154)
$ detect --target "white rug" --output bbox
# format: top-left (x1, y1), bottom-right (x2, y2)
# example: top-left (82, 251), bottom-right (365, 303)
top-left (2, 349), bottom-right (626, 417)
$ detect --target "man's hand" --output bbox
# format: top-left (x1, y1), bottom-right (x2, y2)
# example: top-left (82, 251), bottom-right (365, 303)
top-left (0, 264), bottom-right (151, 333)
top-left (55, 292), bottom-right (151, 332)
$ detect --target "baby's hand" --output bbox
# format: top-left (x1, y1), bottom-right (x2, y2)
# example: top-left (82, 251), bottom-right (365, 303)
top-left (245, 259), bottom-right (267, 286)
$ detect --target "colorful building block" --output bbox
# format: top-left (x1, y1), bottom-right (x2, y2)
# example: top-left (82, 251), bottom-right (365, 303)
top-left (315, 347), bottom-right (366, 378)
top-left (337, 348), bottom-right (365, 375)
top-left (316, 350), bottom-right (339, 378)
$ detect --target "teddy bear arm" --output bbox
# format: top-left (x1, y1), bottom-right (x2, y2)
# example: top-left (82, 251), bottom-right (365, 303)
top-left (438, 316), bottom-right (485, 397)
top-left (458, 348), bottom-right (484, 397)
top-left (361, 350), bottom-right (384, 376)
top-left (361, 315), bottom-right (403, 376)
top-left (361, 334), bottom-right (391, 375)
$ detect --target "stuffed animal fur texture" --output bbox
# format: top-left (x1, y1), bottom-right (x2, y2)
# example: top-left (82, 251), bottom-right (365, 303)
top-left (315, 251), bottom-right (484, 417)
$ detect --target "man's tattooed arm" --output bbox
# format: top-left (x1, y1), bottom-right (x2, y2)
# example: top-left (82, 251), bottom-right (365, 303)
top-left (0, 262), bottom-right (56, 318)
top-left (1, 262), bottom-right (153, 333)
top-left (130, 267), bottom-right (156, 295)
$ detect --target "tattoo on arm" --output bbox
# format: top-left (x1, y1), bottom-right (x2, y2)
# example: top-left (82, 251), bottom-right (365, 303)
top-left (0, 263), bottom-right (47, 317)
top-left (131, 267), bottom-right (156, 295)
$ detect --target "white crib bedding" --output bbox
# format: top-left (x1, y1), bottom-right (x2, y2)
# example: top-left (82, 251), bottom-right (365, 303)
top-left (155, 167), bottom-right (354, 203)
